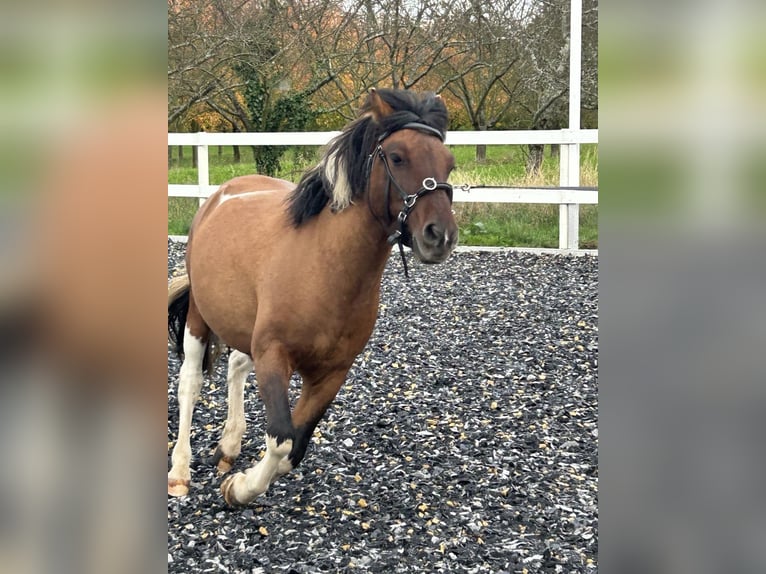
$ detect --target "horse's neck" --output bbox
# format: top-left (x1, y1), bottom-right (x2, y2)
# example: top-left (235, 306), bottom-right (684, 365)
top-left (311, 203), bottom-right (393, 292)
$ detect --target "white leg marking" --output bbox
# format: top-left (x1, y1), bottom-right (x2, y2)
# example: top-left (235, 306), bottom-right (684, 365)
top-left (274, 456), bottom-right (294, 479)
top-left (225, 435), bottom-right (292, 504)
top-left (168, 326), bottom-right (205, 494)
top-left (218, 351), bottom-right (252, 461)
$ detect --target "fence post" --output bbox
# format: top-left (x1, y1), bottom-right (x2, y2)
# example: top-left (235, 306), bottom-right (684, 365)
top-left (559, 0), bottom-right (583, 251)
top-left (197, 132), bottom-right (209, 207)
top-left (558, 144), bottom-right (579, 250)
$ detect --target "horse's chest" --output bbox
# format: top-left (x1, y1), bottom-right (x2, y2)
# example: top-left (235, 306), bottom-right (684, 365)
top-left (300, 305), bottom-right (377, 362)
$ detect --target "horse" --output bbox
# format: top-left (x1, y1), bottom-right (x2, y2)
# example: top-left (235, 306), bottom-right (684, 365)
top-left (167, 88), bottom-right (458, 507)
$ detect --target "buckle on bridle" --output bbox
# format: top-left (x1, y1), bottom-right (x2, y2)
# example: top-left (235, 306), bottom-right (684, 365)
top-left (387, 229), bottom-right (402, 245)
top-left (422, 177), bottom-right (437, 191)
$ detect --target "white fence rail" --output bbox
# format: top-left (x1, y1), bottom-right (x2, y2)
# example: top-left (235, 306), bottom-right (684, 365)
top-left (168, 129), bottom-right (598, 250)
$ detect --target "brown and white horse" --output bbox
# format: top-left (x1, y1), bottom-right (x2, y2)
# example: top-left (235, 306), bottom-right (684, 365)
top-left (168, 88), bottom-right (458, 506)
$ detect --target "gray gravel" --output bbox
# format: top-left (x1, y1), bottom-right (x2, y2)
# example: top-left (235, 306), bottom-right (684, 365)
top-left (167, 239), bottom-right (598, 573)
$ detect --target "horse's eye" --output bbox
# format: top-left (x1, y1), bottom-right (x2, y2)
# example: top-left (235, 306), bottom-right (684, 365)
top-left (390, 153), bottom-right (403, 165)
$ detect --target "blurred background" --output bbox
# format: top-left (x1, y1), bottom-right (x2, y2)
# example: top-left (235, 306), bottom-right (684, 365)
top-left (600, 0), bottom-right (766, 573)
top-left (0, 2), bottom-right (167, 573)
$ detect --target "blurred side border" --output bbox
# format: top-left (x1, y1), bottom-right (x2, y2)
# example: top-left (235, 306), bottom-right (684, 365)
top-left (600, 0), bottom-right (766, 573)
top-left (0, 3), bottom-right (167, 573)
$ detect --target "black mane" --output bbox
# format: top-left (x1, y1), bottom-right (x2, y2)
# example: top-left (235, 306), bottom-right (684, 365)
top-left (286, 89), bottom-right (449, 226)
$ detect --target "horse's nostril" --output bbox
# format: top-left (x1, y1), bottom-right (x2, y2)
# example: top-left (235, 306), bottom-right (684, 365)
top-left (424, 223), bottom-right (442, 244)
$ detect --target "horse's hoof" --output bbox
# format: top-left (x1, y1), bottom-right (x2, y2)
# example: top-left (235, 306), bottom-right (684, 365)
top-left (168, 478), bottom-right (190, 497)
top-left (221, 473), bottom-right (245, 507)
top-left (217, 458), bottom-right (235, 475)
top-left (211, 446), bottom-right (236, 475)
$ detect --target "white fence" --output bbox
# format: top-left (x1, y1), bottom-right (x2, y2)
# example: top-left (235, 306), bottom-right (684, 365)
top-left (168, 128), bottom-right (598, 250)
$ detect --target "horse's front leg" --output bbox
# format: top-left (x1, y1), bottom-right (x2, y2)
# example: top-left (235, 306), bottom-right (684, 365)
top-left (273, 368), bottom-right (349, 479)
top-left (221, 344), bottom-right (294, 506)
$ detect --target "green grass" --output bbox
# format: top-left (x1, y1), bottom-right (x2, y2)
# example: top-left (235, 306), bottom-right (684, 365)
top-left (455, 204), bottom-right (599, 249)
top-left (168, 144), bottom-right (598, 247)
top-left (449, 144), bottom-right (599, 248)
top-left (168, 146), bottom-right (321, 184)
top-left (168, 197), bottom-right (200, 236)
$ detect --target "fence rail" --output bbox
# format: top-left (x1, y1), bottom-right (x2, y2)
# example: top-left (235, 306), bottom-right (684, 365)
top-left (168, 129), bottom-right (598, 250)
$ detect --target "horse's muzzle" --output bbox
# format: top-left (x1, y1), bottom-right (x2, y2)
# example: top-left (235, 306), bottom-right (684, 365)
top-left (412, 222), bottom-right (459, 263)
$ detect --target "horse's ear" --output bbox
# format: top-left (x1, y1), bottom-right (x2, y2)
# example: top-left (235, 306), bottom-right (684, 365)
top-left (366, 88), bottom-right (394, 121)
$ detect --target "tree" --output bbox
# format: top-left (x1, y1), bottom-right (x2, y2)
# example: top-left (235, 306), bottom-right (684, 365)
top-left (235, 64), bottom-right (315, 174)
top-left (168, 0), bottom-right (235, 128)
top-left (440, 0), bottom-right (529, 161)
top-left (168, 0), bottom-right (599, 172)
top-left (514, 0), bottom-right (598, 174)
top-left (169, 0), bottom-right (360, 168)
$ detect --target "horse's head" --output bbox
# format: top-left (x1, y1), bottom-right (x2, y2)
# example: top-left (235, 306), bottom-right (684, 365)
top-left (364, 89), bottom-right (459, 264)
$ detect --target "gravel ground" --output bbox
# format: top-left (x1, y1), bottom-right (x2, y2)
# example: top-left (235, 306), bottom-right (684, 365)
top-left (167, 239), bottom-right (598, 573)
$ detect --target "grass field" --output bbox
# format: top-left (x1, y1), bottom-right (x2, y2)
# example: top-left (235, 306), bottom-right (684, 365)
top-left (168, 143), bottom-right (598, 248)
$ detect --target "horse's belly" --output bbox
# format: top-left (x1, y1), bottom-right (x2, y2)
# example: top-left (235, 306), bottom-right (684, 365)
top-left (191, 275), bottom-right (256, 354)
top-left (186, 239), bottom-right (259, 354)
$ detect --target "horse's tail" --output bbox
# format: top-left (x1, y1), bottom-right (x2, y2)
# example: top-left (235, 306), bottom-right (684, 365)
top-left (168, 274), bottom-right (223, 374)
top-left (168, 274), bottom-right (190, 358)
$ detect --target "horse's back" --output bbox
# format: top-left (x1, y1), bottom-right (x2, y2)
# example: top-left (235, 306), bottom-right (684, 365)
top-left (191, 175), bottom-right (294, 231)
top-left (189, 174), bottom-right (293, 245)
top-left (188, 174), bottom-right (294, 275)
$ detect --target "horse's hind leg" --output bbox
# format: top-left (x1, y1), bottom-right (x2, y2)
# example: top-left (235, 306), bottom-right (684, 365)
top-left (212, 350), bottom-right (252, 474)
top-left (221, 344), bottom-right (293, 506)
top-left (168, 307), bottom-right (208, 497)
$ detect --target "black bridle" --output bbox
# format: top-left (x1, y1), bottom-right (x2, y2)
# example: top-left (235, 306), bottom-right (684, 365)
top-left (365, 122), bottom-right (453, 278)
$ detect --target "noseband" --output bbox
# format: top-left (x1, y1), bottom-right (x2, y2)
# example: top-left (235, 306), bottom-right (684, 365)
top-left (366, 122), bottom-right (453, 277)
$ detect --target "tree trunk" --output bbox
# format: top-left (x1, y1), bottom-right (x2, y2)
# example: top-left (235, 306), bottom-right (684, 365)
top-left (232, 125), bottom-right (241, 163)
top-left (190, 120), bottom-right (199, 169)
top-left (168, 146), bottom-right (173, 168)
top-left (550, 144), bottom-right (560, 158)
top-left (178, 146), bottom-right (184, 164)
top-left (218, 145), bottom-right (223, 158)
top-left (475, 118), bottom-right (488, 163)
top-left (526, 144), bottom-right (544, 176)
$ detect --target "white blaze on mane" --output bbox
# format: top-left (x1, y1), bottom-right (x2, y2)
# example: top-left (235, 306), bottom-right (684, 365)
top-left (323, 150), bottom-right (353, 212)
